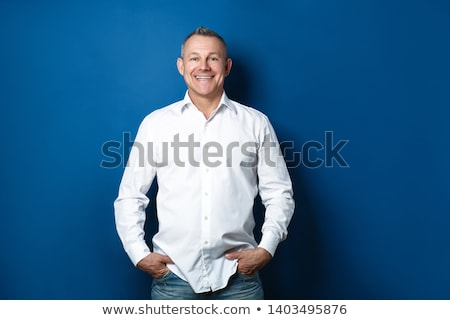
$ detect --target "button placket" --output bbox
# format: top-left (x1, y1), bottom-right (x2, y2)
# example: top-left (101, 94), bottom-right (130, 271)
top-left (199, 119), bottom-right (213, 283)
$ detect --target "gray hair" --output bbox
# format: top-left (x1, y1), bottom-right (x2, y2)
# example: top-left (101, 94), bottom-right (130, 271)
top-left (180, 26), bottom-right (228, 57)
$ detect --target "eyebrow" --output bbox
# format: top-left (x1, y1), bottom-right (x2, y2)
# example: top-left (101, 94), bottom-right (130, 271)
top-left (186, 52), bottom-right (221, 56)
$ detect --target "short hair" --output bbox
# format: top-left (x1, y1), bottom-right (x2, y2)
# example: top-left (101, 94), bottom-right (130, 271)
top-left (180, 26), bottom-right (228, 57)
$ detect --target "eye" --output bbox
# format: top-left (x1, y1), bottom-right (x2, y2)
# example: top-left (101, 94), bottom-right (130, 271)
top-left (189, 57), bottom-right (199, 62)
top-left (209, 57), bottom-right (219, 62)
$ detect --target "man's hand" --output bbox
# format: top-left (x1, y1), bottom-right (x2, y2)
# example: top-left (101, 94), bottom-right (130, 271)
top-left (225, 247), bottom-right (272, 275)
top-left (136, 253), bottom-right (174, 278)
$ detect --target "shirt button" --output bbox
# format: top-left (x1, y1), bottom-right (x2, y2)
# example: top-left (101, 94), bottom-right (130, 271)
top-left (204, 192), bottom-right (208, 196)
top-left (204, 240), bottom-right (208, 245)
top-left (204, 216), bottom-right (208, 220)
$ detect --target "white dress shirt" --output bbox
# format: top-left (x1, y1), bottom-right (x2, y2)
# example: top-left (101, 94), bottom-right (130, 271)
top-left (114, 91), bottom-right (294, 293)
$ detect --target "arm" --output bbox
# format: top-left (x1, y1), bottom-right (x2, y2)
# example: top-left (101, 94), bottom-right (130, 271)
top-left (256, 117), bottom-right (295, 257)
top-left (114, 117), bottom-right (159, 266)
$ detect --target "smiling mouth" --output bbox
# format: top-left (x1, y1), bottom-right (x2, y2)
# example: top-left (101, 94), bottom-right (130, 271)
top-left (195, 75), bottom-right (213, 80)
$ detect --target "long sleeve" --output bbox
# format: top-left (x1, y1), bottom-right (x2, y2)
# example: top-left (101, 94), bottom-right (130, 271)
top-left (114, 116), bottom-right (157, 265)
top-left (256, 117), bottom-right (295, 256)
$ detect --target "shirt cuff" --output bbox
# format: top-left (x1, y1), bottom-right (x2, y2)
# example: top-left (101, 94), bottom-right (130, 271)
top-left (258, 230), bottom-right (280, 257)
top-left (127, 241), bottom-right (151, 266)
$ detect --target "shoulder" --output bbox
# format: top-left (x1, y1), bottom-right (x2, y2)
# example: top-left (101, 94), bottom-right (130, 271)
top-left (229, 99), bottom-right (271, 126)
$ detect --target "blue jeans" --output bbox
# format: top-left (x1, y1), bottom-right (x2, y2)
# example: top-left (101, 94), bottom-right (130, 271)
top-left (151, 270), bottom-right (264, 300)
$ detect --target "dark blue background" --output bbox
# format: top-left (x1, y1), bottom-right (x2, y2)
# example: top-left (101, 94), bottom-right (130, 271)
top-left (1, 0), bottom-right (449, 299)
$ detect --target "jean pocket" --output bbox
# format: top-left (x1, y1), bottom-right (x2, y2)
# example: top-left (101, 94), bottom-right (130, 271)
top-left (237, 271), bottom-right (261, 283)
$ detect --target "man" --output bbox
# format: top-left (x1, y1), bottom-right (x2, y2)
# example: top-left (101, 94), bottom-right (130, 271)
top-left (114, 26), bottom-right (294, 299)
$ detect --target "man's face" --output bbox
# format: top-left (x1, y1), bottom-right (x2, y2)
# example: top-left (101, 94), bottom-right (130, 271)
top-left (177, 35), bottom-right (232, 101)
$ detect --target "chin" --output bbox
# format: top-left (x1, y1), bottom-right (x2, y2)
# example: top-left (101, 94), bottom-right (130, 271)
top-left (193, 88), bottom-right (217, 97)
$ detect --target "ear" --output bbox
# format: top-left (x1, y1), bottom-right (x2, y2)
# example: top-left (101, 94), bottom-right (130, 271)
top-left (176, 57), bottom-right (184, 76)
top-left (224, 58), bottom-right (232, 77)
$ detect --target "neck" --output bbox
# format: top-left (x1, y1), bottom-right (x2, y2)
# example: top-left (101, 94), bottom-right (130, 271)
top-left (189, 90), bottom-right (223, 119)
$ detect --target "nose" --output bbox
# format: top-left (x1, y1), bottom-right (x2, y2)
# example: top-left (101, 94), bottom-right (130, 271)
top-left (199, 58), bottom-right (211, 70)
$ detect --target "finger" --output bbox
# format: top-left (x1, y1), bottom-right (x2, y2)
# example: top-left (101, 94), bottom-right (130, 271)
top-left (154, 267), bottom-right (169, 278)
top-left (225, 252), bottom-right (240, 260)
top-left (237, 265), bottom-right (253, 275)
top-left (162, 256), bottom-right (174, 264)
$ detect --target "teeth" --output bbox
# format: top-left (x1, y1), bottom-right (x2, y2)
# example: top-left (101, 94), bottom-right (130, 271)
top-left (195, 76), bottom-right (212, 79)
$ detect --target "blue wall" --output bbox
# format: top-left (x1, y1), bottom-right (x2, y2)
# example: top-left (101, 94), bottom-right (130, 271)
top-left (1, 0), bottom-right (449, 299)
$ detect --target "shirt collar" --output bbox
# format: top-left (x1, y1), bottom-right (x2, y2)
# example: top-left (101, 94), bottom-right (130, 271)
top-left (179, 90), bottom-right (237, 115)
